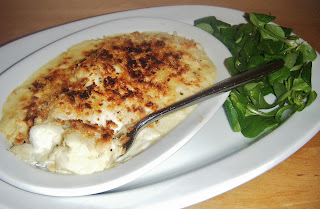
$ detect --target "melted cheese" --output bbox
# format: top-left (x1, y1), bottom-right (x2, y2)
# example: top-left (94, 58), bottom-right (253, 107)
top-left (0, 32), bottom-right (216, 174)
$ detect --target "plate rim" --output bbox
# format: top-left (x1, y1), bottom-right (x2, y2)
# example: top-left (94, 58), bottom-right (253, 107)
top-left (0, 5), bottom-right (319, 208)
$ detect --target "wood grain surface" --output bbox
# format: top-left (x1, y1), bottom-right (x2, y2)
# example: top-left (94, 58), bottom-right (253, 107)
top-left (0, 0), bottom-right (319, 208)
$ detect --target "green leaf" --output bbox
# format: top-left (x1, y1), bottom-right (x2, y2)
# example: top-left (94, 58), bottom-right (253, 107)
top-left (265, 24), bottom-right (285, 38)
top-left (289, 52), bottom-right (303, 71)
top-left (246, 103), bottom-right (277, 117)
top-left (306, 91), bottom-right (318, 107)
top-left (195, 16), bottom-right (238, 52)
top-left (287, 35), bottom-right (300, 40)
top-left (298, 44), bottom-right (317, 62)
top-left (220, 26), bottom-right (237, 40)
top-left (290, 64), bottom-right (303, 72)
top-left (244, 82), bottom-right (274, 109)
top-left (267, 66), bottom-right (291, 85)
top-left (275, 104), bottom-right (295, 123)
top-left (292, 77), bottom-right (311, 92)
top-left (249, 13), bottom-right (266, 27)
top-left (292, 91), bottom-right (307, 110)
top-left (241, 115), bottom-right (278, 138)
top-left (247, 56), bottom-right (266, 69)
top-left (284, 52), bottom-right (298, 69)
top-left (252, 13), bottom-right (276, 24)
top-left (234, 57), bottom-right (248, 72)
top-left (259, 29), bottom-right (279, 41)
top-left (194, 16), bottom-right (217, 25)
top-left (259, 39), bottom-right (284, 54)
top-left (215, 20), bottom-right (232, 31)
top-left (233, 25), bottom-right (257, 57)
top-left (195, 23), bottom-right (214, 35)
top-left (281, 26), bottom-right (293, 37)
top-left (224, 97), bottom-right (241, 132)
top-left (229, 91), bottom-right (249, 123)
top-left (285, 76), bottom-right (294, 90)
top-left (273, 82), bottom-right (287, 97)
top-left (261, 81), bottom-right (274, 95)
top-left (264, 54), bottom-right (286, 60)
top-left (243, 82), bottom-right (258, 91)
top-left (301, 62), bottom-right (312, 86)
top-left (225, 57), bottom-right (239, 76)
top-left (276, 90), bottom-right (292, 104)
top-left (240, 37), bottom-right (260, 58)
top-left (234, 24), bottom-right (254, 43)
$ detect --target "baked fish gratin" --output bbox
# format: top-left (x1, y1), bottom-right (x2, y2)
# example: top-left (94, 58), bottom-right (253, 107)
top-left (0, 32), bottom-right (216, 174)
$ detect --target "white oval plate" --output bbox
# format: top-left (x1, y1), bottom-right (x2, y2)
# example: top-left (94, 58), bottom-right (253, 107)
top-left (0, 17), bottom-right (230, 196)
top-left (1, 6), bottom-right (319, 208)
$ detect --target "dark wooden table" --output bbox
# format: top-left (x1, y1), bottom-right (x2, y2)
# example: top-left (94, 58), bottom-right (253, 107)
top-left (1, 0), bottom-right (319, 208)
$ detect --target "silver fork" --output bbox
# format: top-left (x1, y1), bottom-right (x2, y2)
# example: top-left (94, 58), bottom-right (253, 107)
top-left (117, 60), bottom-right (285, 153)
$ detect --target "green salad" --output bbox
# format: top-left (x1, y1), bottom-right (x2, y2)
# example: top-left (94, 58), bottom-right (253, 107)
top-left (194, 13), bottom-right (317, 138)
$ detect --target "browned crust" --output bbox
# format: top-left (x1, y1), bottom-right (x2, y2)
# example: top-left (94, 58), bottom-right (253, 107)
top-left (0, 32), bottom-right (215, 149)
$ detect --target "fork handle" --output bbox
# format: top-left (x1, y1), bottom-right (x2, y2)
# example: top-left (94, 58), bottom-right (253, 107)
top-left (125, 60), bottom-right (284, 148)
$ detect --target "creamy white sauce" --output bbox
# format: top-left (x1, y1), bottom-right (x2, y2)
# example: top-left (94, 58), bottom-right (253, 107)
top-left (29, 124), bottom-right (64, 154)
top-left (49, 132), bottom-right (123, 174)
top-left (11, 123), bottom-right (123, 175)
top-left (117, 105), bottom-right (196, 162)
top-left (10, 105), bottom-right (195, 174)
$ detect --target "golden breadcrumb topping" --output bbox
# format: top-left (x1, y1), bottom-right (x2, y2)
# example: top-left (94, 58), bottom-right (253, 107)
top-left (0, 31), bottom-right (216, 152)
